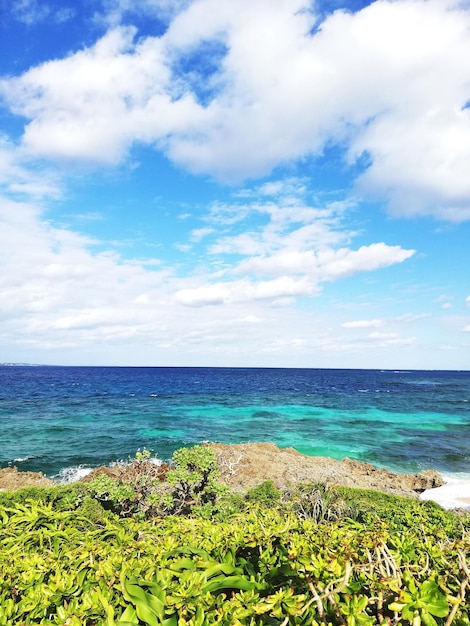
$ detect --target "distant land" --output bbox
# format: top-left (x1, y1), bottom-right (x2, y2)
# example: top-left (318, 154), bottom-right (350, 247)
top-left (0, 362), bottom-right (44, 367)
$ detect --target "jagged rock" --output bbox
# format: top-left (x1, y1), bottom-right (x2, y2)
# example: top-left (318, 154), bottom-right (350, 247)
top-left (0, 466), bottom-right (54, 491)
top-left (409, 469), bottom-right (445, 492)
top-left (207, 442), bottom-right (444, 498)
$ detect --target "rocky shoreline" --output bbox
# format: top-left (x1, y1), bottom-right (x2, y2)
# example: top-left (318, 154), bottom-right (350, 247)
top-left (0, 466), bottom-right (54, 491)
top-left (0, 442), bottom-right (445, 498)
top-left (208, 442), bottom-right (444, 498)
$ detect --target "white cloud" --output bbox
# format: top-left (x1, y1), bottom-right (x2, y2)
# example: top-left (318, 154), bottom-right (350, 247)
top-left (0, 195), bottom-right (461, 367)
top-left (368, 332), bottom-right (397, 339)
top-left (174, 237), bottom-right (413, 305)
top-left (174, 274), bottom-right (318, 307)
top-left (317, 243), bottom-right (414, 280)
top-left (395, 313), bottom-right (430, 323)
top-left (342, 319), bottom-right (383, 329)
top-left (173, 184), bottom-right (415, 306)
top-left (234, 244), bottom-right (414, 280)
top-left (434, 294), bottom-right (453, 309)
top-left (2, 0), bottom-right (470, 219)
top-left (0, 136), bottom-right (61, 198)
top-left (166, 0), bottom-right (470, 219)
top-left (175, 284), bottom-right (230, 306)
top-left (1, 0), bottom-right (469, 369)
top-left (11, 0), bottom-right (52, 25)
top-left (0, 27), bottom-right (204, 164)
top-left (189, 227), bottom-right (215, 242)
top-left (98, 0), bottom-right (193, 25)
top-left (0, 196), bottom-right (175, 349)
top-left (367, 332), bottom-right (416, 346)
top-left (11, 0), bottom-right (76, 25)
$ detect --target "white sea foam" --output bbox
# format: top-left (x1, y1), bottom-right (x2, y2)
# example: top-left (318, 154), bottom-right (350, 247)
top-left (111, 455), bottom-right (163, 467)
top-left (57, 465), bottom-right (93, 484)
top-left (56, 454), bottom-right (163, 484)
top-left (421, 473), bottom-right (470, 510)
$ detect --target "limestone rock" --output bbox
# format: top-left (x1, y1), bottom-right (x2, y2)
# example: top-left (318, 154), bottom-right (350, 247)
top-left (0, 466), bottom-right (54, 491)
top-left (207, 442), bottom-right (444, 498)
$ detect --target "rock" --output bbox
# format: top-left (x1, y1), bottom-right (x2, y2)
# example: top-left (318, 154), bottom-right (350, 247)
top-left (207, 442), bottom-right (444, 498)
top-left (409, 470), bottom-right (445, 493)
top-left (0, 466), bottom-right (54, 491)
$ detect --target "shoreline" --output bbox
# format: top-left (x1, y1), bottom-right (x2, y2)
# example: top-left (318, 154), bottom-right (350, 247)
top-left (420, 473), bottom-right (470, 510)
top-left (2, 441), bottom-right (469, 511)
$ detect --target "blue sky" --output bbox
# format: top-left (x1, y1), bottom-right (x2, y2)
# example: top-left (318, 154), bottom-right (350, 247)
top-left (0, 0), bottom-right (469, 369)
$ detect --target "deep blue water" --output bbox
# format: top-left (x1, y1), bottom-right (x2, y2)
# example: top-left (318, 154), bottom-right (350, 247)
top-left (0, 366), bottom-right (469, 479)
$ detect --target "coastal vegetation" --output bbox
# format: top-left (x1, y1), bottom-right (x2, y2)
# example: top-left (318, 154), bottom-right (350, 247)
top-left (1, 446), bottom-right (470, 625)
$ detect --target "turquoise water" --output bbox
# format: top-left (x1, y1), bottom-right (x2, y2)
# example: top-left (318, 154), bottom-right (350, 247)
top-left (0, 366), bottom-right (469, 479)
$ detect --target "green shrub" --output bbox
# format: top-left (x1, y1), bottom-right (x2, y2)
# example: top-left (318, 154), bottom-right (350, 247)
top-left (246, 480), bottom-right (281, 506)
top-left (166, 445), bottom-right (228, 516)
top-left (284, 482), bottom-right (356, 523)
top-left (82, 445), bottom-right (229, 520)
top-left (336, 486), bottom-right (470, 537)
top-left (75, 495), bottom-right (109, 524)
top-left (1, 471), bottom-right (470, 624)
top-left (0, 483), bottom-right (86, 511)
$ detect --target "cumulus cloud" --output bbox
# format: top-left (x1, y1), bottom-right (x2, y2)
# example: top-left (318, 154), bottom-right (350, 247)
top-left (235, 244), bottom-right (413, 280)
top-left (1, 0), bottom-right (468, 368)
top-left (0, 27), bottom-right (204, 164)
top-left (0, 195), bottom-right (341, 363)
top-left (150, 0), bottom-right (470, 219)
top-left (0, 173), bottom-right (416, 362)
top-left (172, 183), bottom-right (415, 306)
top-left (0, 195), bottom-right (176, 350)
top-left (175, 275), bottom-right (318, 307)
top-left (2, 0), bottom-right (470, 219)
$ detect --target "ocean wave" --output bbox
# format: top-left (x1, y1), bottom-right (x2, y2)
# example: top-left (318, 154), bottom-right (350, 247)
top-left (55, 453), bottom-right (164, 484)
top-left (56, 465), bottom-right (93, 483)
top-left (421, 473), bottom-right (470, 510)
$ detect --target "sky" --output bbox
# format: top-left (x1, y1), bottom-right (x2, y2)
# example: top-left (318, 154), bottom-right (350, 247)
top-left (0, 0), bottom-right (469, 369)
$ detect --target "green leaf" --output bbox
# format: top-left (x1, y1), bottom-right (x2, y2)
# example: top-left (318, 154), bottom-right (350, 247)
top-left (419, 581), bottom-right (449, 617)
top-left (204, 562), bottom-right (241, 578)
top-left (164, 546), bottom-right (211, 560)
top-left (117, 605), bottom-right (139, 624)
top-left (167, 558), bottom-right (196, 572)
top-left (122, 581), bottom-right (163, 625)
top-left (202, 574), bottom-right (262, 593)
top-left (134, 602), bottom-right (160, 626)
top-left (421, 612), bottom-right (439, 626)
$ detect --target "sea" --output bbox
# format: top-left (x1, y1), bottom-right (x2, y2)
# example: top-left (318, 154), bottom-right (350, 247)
top-left (1, 366), bottom-right (469, 509)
